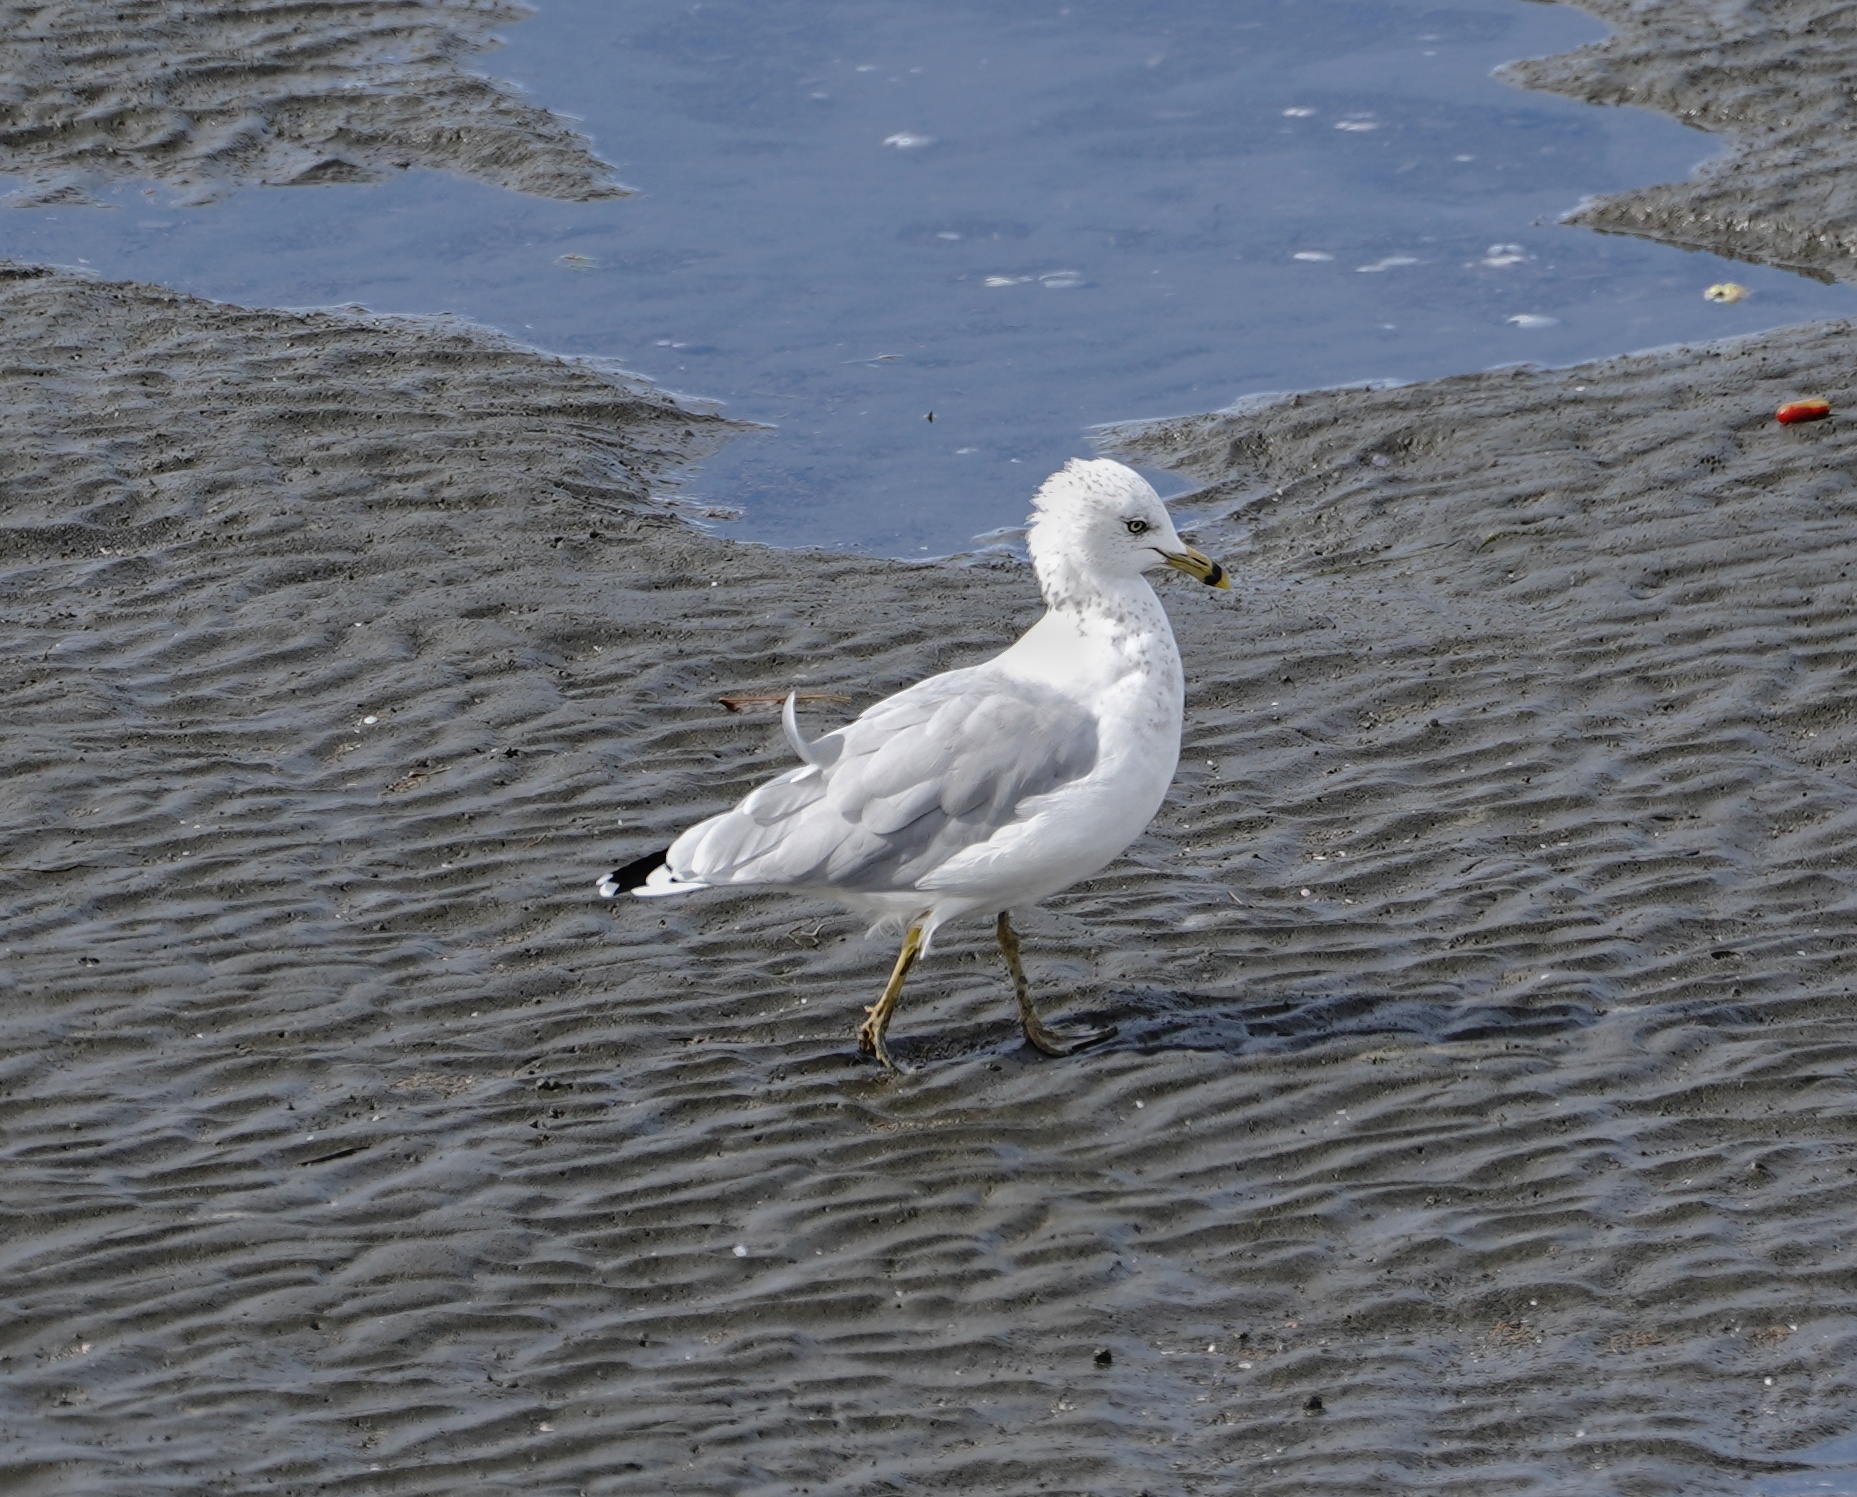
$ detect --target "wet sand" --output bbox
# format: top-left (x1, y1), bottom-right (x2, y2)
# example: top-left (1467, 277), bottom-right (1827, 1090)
top-left (0, 0), bottom-right (623, 204)
top-left (6, 0), bottom-right (1857, 1493)
top-left (1506, 0), bottom-right (1857, 283)
top-left (2, 262), bottom-right (1856, 1494)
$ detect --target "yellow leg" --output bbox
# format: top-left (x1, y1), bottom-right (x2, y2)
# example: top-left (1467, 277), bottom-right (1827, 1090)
top-left (997, 911), bottom-right (1117, 1058)
top-left (857, 923), bottom-right (924, 1072)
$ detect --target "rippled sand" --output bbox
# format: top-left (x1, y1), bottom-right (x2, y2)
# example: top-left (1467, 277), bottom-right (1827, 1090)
top-left (0, 0), bottom-right (623, 204)
top-left (2, 261), bottom-right (1856, 1493)
top-left (1506, 0), bottom-right (1857, 284)
top-left (9, 0), bottom-right (1857, 1487)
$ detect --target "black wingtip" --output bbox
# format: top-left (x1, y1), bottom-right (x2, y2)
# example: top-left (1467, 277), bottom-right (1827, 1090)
top-left (598, 847), bottom-right (671, 898)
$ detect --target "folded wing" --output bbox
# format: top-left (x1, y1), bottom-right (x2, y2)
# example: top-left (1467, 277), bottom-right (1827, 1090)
top-left (668, 669), bottom-right (1099, 893)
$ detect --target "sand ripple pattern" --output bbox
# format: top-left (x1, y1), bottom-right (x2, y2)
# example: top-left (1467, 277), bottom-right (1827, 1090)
top-left (0, 0), bottom-right (624, 205)
top-left (5, 268), bottom-right (1857, 1493)
top-left (1506, 0), bottom-right (1857, 283)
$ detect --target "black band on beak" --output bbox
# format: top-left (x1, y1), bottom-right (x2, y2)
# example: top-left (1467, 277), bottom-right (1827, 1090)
top-left (1203, 561), bottom-right (1225, 589)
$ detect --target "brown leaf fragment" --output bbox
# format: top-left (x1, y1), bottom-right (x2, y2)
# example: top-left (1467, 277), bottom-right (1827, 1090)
top-left (717, 691), bottom-right (853, 714)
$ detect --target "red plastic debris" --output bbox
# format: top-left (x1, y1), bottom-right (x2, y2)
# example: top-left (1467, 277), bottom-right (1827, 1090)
top-left (1776, 399), bottom-right (1832, 424)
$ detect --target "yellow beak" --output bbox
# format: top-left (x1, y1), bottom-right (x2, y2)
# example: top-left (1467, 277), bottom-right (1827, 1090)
top-left (1162, 545), bottom-right (1230, 590)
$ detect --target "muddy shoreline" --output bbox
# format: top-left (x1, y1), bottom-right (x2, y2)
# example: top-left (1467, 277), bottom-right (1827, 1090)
top-left (1, 264), bottom-right (1855, 1493)
top-left (4, 0), bottom-right (1857, 1491)
top-left (1506, 0), bottom-right (1857, 285)
top-left (0, 0), bottom-right (624, 204)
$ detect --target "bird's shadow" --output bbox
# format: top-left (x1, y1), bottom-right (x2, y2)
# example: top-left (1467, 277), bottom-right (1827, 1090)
top-left (885, 985), bottom-right (1609, 1069)
top-left (1099, 985), bottom-right (1608, 1056)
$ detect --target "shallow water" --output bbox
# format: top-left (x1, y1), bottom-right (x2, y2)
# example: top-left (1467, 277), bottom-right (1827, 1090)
top-left (2, 0), bottom-right (1852, 554)
top-left (1754, 1432), bottom-right (1857, 1496)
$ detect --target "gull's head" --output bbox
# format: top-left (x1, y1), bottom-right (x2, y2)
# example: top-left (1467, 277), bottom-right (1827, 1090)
top-left (1026, 458), bottom-right (1229, 597)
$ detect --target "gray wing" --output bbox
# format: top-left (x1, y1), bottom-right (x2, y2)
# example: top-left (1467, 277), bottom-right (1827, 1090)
top-left (670, 667), bottom-right (1099, 893)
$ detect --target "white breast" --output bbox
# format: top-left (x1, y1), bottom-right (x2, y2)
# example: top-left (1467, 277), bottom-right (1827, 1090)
top-left (917, 581), bottom-right (1185, 906)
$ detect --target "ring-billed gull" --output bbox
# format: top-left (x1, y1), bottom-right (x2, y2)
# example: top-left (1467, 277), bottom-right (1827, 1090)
top-left (600, 458), bottom-right (1228, 1070)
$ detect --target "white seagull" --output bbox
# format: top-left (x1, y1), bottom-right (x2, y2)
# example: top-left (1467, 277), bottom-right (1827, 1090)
top-left (600, 458), bottom-right (1228, 1070)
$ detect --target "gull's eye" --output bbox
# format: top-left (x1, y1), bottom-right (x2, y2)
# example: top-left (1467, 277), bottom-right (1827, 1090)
top-left (1124, 518), bottom-right (1151, 535)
